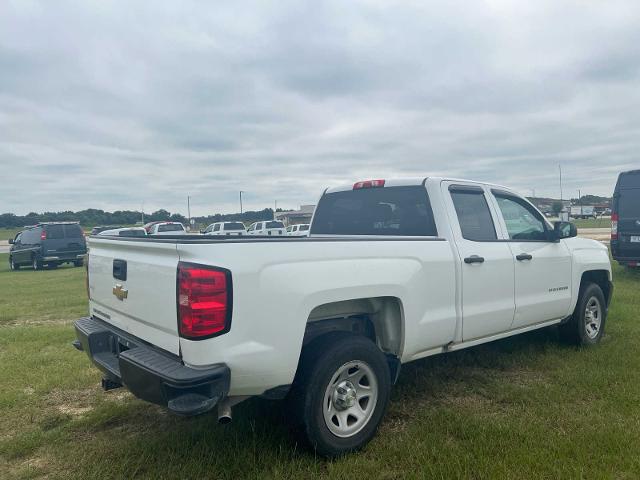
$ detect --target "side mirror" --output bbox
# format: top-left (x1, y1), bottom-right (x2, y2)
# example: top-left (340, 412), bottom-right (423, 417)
top-left (8, 238), bottom-right (14, 244)
top-left (553, 221), bottom-right (577, 240)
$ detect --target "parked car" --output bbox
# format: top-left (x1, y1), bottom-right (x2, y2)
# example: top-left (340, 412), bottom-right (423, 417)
top-left (91, 225), bottom-right (123, 235)
top-left (286, 224), bottom-right (310, 236)
top-left (98, 227), bottom-right (147, 238)
top-left (147, 222), bottom-right (187, 236)
top-left (611, 169), bottom-right (640, 267)
top-left (9, 222), bottom-right (86, 270)
top-left (202, 222), bottom-right (246, 236)
top-left (246, 220), bottom-right (286, 236)
top-left (74, 177), bottom-right (611, 457)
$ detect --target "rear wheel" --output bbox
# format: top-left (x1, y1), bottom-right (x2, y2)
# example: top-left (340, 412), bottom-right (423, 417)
top-left (32, 256), bottom-right (42, 271)
top-left (74, 259), bottom-right (84, 267)
top-left (560, 283), bottom-right (606, 346)
top-left (288, 333), bottom-right (391, 457)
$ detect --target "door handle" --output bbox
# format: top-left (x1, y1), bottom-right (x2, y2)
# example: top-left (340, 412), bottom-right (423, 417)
top-left (516, 253), bottom-right (533, 261)
top-left (464, 255), bottom-right (485, 264)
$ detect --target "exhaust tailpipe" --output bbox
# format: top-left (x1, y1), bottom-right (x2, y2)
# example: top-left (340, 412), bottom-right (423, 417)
top-left (216, 396), bottom-right (249, 425)
top-left (217, 400), bottom-right (233, 424)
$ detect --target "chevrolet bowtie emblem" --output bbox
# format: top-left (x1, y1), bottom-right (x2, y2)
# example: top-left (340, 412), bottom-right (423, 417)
top-left (112, 284), bottom-right (128, 301)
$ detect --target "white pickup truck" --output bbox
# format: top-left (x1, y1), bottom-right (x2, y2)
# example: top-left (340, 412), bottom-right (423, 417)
top-left (74, 177), bottom-right (612, 456)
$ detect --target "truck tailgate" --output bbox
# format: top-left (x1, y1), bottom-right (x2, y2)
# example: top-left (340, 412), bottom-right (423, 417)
top-left (87, 238), bottom-right (180, 355)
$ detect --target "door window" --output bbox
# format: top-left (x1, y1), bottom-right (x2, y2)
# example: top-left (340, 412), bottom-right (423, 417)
top-left (450, 189), bottom-right (497, 241)
top-left (213, 224), bottom-right (221, 232)
top-left (494, 195), bottom-right (548, 241)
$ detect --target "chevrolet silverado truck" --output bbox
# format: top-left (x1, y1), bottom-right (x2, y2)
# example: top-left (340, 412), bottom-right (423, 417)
top-left (73, 177), bottom-right (613, 457)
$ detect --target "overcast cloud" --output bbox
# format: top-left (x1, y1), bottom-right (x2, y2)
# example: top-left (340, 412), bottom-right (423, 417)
top-left (1, 0), bottom-right (639, 216)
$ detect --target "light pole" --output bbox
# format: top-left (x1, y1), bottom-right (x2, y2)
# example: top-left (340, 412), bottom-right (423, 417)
top-left (559, 164), bottom-right (563, 201)
top-left (187, 195), bottom-right (191, 228)
top-left (239, 191), bottom-right (244, 214)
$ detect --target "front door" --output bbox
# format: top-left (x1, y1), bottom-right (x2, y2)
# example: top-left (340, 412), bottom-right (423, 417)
top-left (445, 183), bottom-right (516, 341)
top-left (489, 191), bottom-right (572, 328)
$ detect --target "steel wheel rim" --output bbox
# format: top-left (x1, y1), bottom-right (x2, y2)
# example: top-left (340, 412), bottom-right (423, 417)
top-left (322, 360), bottom-right (378, 438)
top-left (584, 296), bottom-right (602, 339)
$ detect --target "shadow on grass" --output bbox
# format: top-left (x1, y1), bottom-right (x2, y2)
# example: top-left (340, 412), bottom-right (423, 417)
top-left (47, 326), bottom-right (571, 479)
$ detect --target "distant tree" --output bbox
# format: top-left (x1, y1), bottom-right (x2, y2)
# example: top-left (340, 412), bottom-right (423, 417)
top-left (552, 201), bottom-right (564, 216)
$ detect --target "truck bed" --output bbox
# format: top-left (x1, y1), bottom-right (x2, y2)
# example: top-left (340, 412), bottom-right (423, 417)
top-left (87, 234), bottom-right (458, 396)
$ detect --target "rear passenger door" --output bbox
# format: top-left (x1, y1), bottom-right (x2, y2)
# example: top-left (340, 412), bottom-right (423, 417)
top-left (489, 190), bottom-right (572, 328)
top-left (444, 183), bottom-right (516, 341)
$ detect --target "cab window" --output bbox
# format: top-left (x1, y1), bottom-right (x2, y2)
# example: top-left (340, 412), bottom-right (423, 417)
top-left (213, 224), bottom-right (221, 232)
top-left (494, 194), bottom-right (548, 241)
top-left (450, 188), bottom-right (497, 241)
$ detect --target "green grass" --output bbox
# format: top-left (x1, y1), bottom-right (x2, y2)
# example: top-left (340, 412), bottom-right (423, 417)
top-left (1, 253), bottom-right (640, 478)
top-left (0, 228), bottom-right (23, 241)
top-left (571, 218), bottom-right (611, 229)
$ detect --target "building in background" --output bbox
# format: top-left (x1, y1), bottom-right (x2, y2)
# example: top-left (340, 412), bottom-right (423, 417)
top-left (275, 205), bottom-right (315, 226)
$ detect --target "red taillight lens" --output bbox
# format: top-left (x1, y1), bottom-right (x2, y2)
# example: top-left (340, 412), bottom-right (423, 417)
top-left (177, 262), bottom-right (232, 339)
top-left (40, 230), bottom-right (47, 240)
top-left (353, 179), bottom-right (385, 189)
top-left (611, 213), bottom-right (618, 240)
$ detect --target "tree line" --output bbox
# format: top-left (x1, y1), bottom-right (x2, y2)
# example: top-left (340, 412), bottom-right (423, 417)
top-left (0, 208), bottom-right (278, 229)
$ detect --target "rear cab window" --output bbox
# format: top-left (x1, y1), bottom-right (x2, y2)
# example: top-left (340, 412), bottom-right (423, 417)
top-left (266, 221), bottom-right (284, 229)
top-left (224, 222), bottom-right (245, 231)
top-left (449, 187), bottom-right (497, 241)
top-left (158, 223), bottom-right (184, 232)
top-left (311, 185), bottom-right (438, 236)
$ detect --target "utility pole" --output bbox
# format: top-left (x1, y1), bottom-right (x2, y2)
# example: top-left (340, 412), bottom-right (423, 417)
top-left (578, 189), bottom-right (582, 216)
top-left (274, 200), bottom-right (277, 220)
top-left (187, 196), bottom-right (191, 227)
top-left (141, 202), bottom-right (145, 224)
top-left (559, 164), bottom-right (563, 201)
top-left (239, 191), bottom-right (244, 214)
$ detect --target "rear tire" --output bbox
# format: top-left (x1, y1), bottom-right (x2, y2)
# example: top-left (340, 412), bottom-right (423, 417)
top-left (32, 256), bottom-right (42, 271)
top-left (74, 259), bottom-right (84, 267)
top-left (560, 283), bottom-right (606, 346)
top-left (288, 332), bottom-right (391, 457)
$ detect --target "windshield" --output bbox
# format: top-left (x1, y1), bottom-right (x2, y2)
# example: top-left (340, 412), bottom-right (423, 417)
top-left (311, 186), bottom-right (438, 236)
top-left (224, 222), bottom-right (245, 230)
top-left (266, 221), bottom-right (284, 229)
top-left (157, 223), bottom-right (184, 232)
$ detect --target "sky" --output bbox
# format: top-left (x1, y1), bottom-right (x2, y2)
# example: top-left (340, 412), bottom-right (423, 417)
top-left (1, 0), bottom-right (639, 216)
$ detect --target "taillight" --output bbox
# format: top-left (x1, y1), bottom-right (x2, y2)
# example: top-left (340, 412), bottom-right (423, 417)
top-left (611, 213), bottom-right (618, 240)
top-left (40, 230), bottom-right (47, 240)
top-left (353, 179), bottom-right (385, 189)
top-left (177, 262), bottom-right (232, 339)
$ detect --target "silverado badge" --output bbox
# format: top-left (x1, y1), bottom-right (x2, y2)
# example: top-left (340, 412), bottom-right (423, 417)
top-left (112, 284), bottom-right (128, 301)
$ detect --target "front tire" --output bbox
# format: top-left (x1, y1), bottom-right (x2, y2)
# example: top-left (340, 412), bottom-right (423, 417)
top-left (9, 256), bottom-right (19, 271)
top-left (289, 333), bottom-right (391, 457)
top-left (560, 283), bottom-right (607, 346)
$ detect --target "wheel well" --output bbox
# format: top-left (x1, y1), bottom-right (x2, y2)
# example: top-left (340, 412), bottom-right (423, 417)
top-left (580, 270), bottom-right (611, 306)
top-left (304, 297), bottom-right (403, 358)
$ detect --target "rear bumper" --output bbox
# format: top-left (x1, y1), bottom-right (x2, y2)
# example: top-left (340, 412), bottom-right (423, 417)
top-left (74, 316), bottom-right (229, 416)
top-left (43, 253), bottom-right (85, 262)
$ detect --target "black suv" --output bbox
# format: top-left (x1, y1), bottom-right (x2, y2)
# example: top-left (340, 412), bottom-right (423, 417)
top-left (9, 222), bottom-right (87, 270)
top-left (611, 169), bottom-right (640, 267)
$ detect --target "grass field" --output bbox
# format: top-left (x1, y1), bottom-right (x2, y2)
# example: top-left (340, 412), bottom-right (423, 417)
top-left (1, 252), bottom-right (639, 479)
